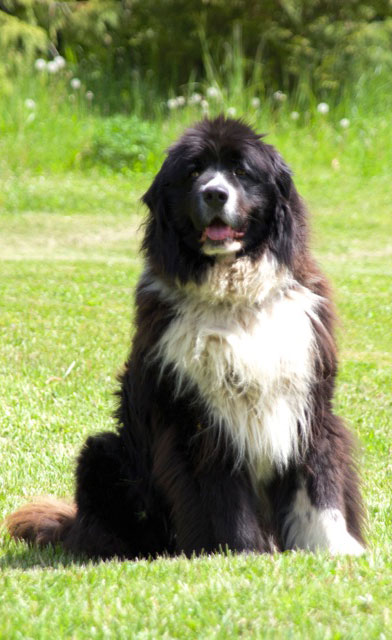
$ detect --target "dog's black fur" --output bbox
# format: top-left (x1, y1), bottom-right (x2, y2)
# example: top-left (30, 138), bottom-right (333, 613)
top-left (7, 117), bottom-right (365, 558)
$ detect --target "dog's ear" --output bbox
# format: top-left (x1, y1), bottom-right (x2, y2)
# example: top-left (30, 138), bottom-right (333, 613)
top-left (142, 159), bottom-right (181, 278)
top-left (142, 162), bottom-right (169, 221)
top-left (271, 152), bottom-right (293, 201)
top-left (266, 148), bottom-right (298, 267)
top-left (142, 181), bottom-right (157, 213)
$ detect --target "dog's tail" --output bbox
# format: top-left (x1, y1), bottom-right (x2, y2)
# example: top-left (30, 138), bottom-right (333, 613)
top-left (5, 497), bottom-right (76, 547)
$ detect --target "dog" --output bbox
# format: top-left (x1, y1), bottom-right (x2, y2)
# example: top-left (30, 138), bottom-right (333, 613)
top-left (6, 116), bottom-right (365, 558)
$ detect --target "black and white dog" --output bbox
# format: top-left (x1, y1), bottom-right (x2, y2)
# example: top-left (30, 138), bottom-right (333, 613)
top-left (7, 117), bottom-right (365, 558)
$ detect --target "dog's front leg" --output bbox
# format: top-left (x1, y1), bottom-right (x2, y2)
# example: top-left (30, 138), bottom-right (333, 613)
top-left (274, 415), bottom-right (365, 556)
top-left (196, 468), bottom-right (272, 555)
top-left (152, 427), bottom-right (268, 556)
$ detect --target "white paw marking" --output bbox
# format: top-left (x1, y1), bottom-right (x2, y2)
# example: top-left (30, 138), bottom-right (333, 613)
top-left (283, 487), bottom-right (365, 555)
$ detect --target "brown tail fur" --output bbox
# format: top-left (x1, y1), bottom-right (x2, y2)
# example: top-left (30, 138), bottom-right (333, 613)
top-left (5, 498), bottom-right (76, 547)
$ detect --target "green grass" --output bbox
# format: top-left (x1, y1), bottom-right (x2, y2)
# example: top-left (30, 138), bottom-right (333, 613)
top-left (1, 160), bottom-right (391, 638)
top-left (1, 71), bottom-right (392, 636)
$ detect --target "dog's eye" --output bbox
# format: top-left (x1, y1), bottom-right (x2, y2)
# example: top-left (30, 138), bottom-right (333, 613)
top-left (189, 170), bottom-right (200, 179)
top-left (234, 167), bottom-right (247, 177)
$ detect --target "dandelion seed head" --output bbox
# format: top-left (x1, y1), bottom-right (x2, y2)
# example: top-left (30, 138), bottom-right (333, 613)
top-left (24, 98), bottom-right (36, 110)
top-left (201, 99), bottom-right (209, 112)
top-left (273, 90), bottom-right (287, 102)
top-left (54, 55), bottom-right (66, 70)
top-left (188, 92), bottom-right (202, 105)
top-left (47, 60), bottom-right (59, 74)
top-left (206, 87), bottom-right (220, 99)
top-left (86, 91), bottom-right (94, 101)
top-left (176, 96), bottom-right (186, 107)
top-left (167, 98), bottom-right (178, 110)
top-left (227, 106), bottom-right (237, 117)
top-left (251, 97), bottom-right (260, 108)
top-left (290, 111), bottom-right (300, 121)
top-left (71, 78), bottom-right (81, 90)
top-left (34, 58), bottom-right (47, 71)
top-left (339, 118), bottom-right (350, 129)
top-left (317, 102), bottom-right (329, 114)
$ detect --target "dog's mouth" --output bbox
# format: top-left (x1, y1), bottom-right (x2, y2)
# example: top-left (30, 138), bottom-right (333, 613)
top-left (201, 219), bottom-right (245, 244)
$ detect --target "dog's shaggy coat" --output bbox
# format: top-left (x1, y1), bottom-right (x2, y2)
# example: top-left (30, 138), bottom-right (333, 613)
top-left (6, 117), bottom-right (365, 557)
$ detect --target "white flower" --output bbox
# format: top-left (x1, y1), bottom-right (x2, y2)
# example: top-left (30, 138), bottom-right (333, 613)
top-left (227, 106), bottom-right (237, 117)
top-left (201, 99), bottom-right (209, 112)
top-left (290, 111), bottom-right (299, 121)
top-left (34, 58), bottom-right (47, 71)
top-left (273, 90), bottom-right (287, 102)
top-left (339, 118), bottom-right (350, 129)
top-left (71, 78), bottom-right (81, 90)
top-left (47, 60), bottom-right (59, 74)
top-left (54, 55), bottom-right (66, 70)
top-left (167, 96), bottom-right (185, 109)
top-left (358, 594), bottom-right (373, 606)
top-left (317, 102), bottom-right (329, 114)
top-left (251, 97), bottom-right (260, 108)
top-left (24, 98), bottom-right (36, 110)
top-left (167, 98), bottom-right (178, 110)
top-left (86, 91), bottom-right (94, 101)
top-left (206, 87), bottom-right (221, 99)
top-left (188, 92), bottom-right (202, 105)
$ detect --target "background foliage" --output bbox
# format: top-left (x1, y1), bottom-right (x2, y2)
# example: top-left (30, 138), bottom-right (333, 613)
top-left (2, 0), bottom-right (392, 108)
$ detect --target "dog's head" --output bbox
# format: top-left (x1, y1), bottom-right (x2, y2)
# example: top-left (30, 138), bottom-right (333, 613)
top-left (143, 116), bottom-right (307, 283)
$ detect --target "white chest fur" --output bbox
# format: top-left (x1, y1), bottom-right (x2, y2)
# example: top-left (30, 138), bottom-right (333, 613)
top-left (151, 255), bottom-right (320, 481)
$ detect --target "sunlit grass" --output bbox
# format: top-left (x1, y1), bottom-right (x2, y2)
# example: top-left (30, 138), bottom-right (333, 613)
top-left (0, 155), bottom-right (391, 637)
top-left (0, 54), bottom-right (391, 638)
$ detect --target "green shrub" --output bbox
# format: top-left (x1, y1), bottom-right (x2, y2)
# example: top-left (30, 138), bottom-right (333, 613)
top-left (80, 115), bottom-right (161, 172)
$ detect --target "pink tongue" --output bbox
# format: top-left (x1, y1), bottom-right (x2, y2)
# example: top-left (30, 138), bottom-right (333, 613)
top-left (205, 225), bottom-right (233, 241)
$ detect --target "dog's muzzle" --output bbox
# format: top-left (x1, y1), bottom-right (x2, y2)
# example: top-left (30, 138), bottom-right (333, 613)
top-left (192, 172), bottom-right (245, 255)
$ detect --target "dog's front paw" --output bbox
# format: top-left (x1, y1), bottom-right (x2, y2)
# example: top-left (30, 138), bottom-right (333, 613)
top-left (329, 533), bottom-right (365, 556)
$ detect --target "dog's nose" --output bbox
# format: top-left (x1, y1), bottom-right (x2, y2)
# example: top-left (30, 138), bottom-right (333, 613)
top-left (202, 185), bottom-right (229, 207)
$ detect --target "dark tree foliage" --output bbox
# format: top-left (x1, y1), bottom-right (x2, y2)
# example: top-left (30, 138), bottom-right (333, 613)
top-left (1, 0), bottom-right (392, 96)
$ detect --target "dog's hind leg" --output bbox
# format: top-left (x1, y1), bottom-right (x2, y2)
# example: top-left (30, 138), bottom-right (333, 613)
top-left (7, 431), bottom-right (173, 560)
top-left (67, 431), bottom-right (174, 559)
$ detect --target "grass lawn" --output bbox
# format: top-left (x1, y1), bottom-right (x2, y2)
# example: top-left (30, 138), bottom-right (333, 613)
top-left (0, 156), bottom-right (391, 638)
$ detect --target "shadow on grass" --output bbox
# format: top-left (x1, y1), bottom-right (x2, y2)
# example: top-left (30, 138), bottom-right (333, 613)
top-left (0, 539), bottom-right (87, 570)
